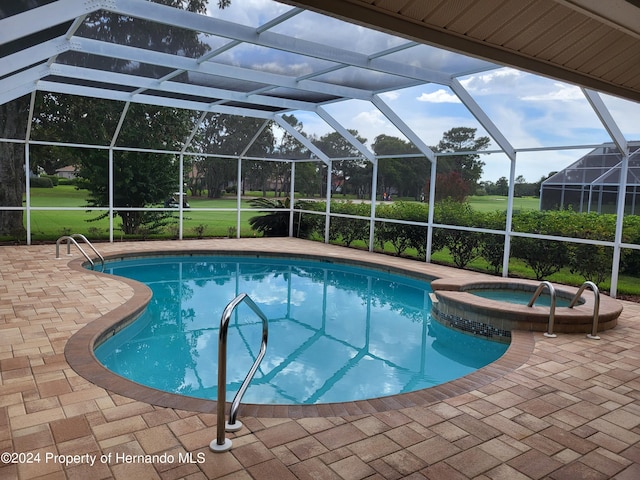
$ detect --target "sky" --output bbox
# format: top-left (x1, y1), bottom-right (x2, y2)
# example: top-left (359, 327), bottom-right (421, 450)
top-left (207, 0), bottom-right (640, 183)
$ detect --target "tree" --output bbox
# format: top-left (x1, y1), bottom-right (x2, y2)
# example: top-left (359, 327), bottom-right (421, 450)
top-left (268, 114), bottom-right (315, 197)
top-left (425, 171), bottom-right (469, 202)
top-left (0, 0), bottom-right (231, 237)
top-left (371, 134), bottom-right (425, 199)
top-left (534, 171), bottom-right (557, 198)
top-left (0, 96), bottom-right (29, 239)
top-left (432, 127), bottom-right (490, 195)
top-left (195, 114), bottom-right (274, 198)
top-left (313, 130), bottom-right (368, 196)
top-left (495, 177), bottom-right (509, 196)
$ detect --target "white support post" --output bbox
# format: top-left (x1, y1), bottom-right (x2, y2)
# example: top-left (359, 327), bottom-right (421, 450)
top-left (425, 157), bottom-right (437, 262)
top-left (610, 152), bottom-right (629, 298)
top-left (25, 143), bottom-right (31, 245)
top-left (178, 154), bottom-right (184, 240)
top-left (502, 156), bottom-right (517, 277)
top-left (289, 161), bottom-right (295, 237)
top-left (369, 159), bottom-right (379, 252)
top-left (237, 158), bottom-right (242, 238)
top-left (325, 161), bottom-right (332, 244)
top-left (23, 92), bottom-right (37, 245)
top-left (109, 149), bottom-right (114, 242)
top-left (110, 103), bottom-right (129, 243)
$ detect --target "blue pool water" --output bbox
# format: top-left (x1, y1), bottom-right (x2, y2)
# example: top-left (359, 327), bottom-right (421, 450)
top-left (95, 255), bottom-right (508, 404)
top-left (470, 289), bottom-right (573, 307)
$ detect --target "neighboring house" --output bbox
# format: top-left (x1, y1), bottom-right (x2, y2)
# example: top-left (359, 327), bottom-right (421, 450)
top-left (55, 165), bottom-right (78, 179)
top-left (540, 142), bottom-right (640, 214)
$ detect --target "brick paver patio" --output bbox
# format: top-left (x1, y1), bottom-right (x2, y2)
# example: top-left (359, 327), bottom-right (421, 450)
top-left (1, 238), bottom-right (639, 479)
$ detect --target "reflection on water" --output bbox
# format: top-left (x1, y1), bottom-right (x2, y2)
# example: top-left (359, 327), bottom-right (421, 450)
top-left (95, 256), bottom-right (508, 404)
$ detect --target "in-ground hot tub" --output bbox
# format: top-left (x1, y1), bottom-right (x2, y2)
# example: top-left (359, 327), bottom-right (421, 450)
top-left (430, 278), bottom-right (623, 341)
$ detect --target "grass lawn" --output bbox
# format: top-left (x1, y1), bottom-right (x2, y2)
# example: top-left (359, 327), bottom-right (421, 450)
top-left (466, 195), bottom-right (540, 212)
top-left (25, 186), bottom-right (261, 241)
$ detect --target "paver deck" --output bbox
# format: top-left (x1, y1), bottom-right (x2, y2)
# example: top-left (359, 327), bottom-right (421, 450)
top-left (1, 238), bottom-right (639, 479)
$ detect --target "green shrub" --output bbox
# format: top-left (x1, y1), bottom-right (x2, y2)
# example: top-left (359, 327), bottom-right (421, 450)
top-left (42, 175), bottom-right (59, 186)
top-left (295, 198), bottom-right (639, 287)
top-left (621, 215), bottom-right (640, 275)
top-left (248, 197), bottom-right (318, 237)
top-left (510, 210), bottom-right (569, 280)
top-left (478, 210), bottom-right (507, 274)
top-left (329, 202), bottom-right (370, 247)
top-left (192, 223), bottom-right (207, 239)
top-left (30, 177), bottom-right (54, 188)
top-left (434, 200), bottom-right (483, 268)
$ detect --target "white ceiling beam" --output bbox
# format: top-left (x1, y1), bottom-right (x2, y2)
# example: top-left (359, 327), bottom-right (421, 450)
top-left (582, 89), bottom-right (629, 155)
top-left (0, 37), bottom-right (68, 78)
top-left (371, 95), bottom-right (436, 162)
top-left (71, 37), bottom-right (373, 102)
top-left (108, 0), bottom-right (455, 85)
top-left (256, 6), bottom-right (304, 33)
top-left (0, 64), bottom-right (50, 105)
top-left (49, 63), bottom-right (317, 111)
top-left (35, 81), bottom-right (276, 119)
top-left (315, 106), bottom-right (375, 162)
top-left (450, 78), bottom-right (516, 161)
top-left (274, 116), bottom-right (331, 164)
top-left (0, 0), bottom-right (97, 44)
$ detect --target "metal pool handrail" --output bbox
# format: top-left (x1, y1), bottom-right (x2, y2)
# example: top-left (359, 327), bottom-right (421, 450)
top-left (211, 293), bottom-right (268, 453)
top-left (55, 234), bottom-right (104, 271)
top-left (569, 281), bottom-right (601, 340)
top-left (528, 281), bottom-right (557, 338)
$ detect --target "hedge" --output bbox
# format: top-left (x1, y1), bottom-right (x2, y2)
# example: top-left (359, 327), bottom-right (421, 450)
top-left (293, 200), bottom-right (640, 286)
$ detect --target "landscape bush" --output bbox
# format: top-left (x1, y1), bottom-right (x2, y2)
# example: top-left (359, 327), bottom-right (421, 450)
top-left (433, 200), bottom-right (482, 268)
top-left (285, 200), bottom-right (640, 286)
top-left (30, 177), bottom-right (54, 188)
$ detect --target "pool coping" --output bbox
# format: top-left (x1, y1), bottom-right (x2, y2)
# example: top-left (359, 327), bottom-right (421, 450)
top-left (64, 247), bottom-right (536, 418)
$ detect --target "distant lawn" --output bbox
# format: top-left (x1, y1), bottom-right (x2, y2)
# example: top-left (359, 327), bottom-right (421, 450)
top-left (23, 187), bottom-right (541, 240)
top-left (25, 186), bottom-right (261, 241)
top-left (467, 195), bottom-right (540, 212)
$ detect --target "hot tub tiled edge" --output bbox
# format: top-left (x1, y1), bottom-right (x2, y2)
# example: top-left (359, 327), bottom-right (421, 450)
top-left (430, 277), bottom-right (622, 336)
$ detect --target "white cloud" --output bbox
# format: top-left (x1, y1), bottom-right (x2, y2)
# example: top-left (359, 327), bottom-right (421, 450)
top-left (416, 89), bottom-right (461, 103)
top-left (353, 109), bottom-right (387, 128)
top-left (250, 61), bottom-right (313, 76)
top-left (379, 91), bottom-right (399, 101)
top-left (460, 68), bottom-right (522, 94)
top-left (520, 83), bottom-right (583, 102)
top-left (207, 0), bottom-right (290, 26)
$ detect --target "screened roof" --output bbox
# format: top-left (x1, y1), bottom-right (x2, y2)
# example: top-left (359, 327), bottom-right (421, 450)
top-left (1, 0), bottom-right (639, 172)
top-left (0, 0), bottom-right (500, 117)
top-left (286, 0), bottom-right (640, 103)
top-left (543, 142), bottom-right (640, 187)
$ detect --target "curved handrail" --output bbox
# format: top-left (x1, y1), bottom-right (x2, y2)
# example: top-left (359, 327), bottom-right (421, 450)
top-left (528, 281), bottom-right (557, 338)
top-left (71, 234), bottom-right (105, 272)
top-left (569, 281), bottom-right (600, 340)
top-left (211, 293), bottom-right (268, 453)
top-left (55, 234), bottom-right (104, 271)
top-left (55, 236), bottom-right (95, 270)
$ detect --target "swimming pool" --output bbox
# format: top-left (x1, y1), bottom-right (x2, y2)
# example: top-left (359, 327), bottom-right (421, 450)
top-left (95, 255), bottom-right (508, 405)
